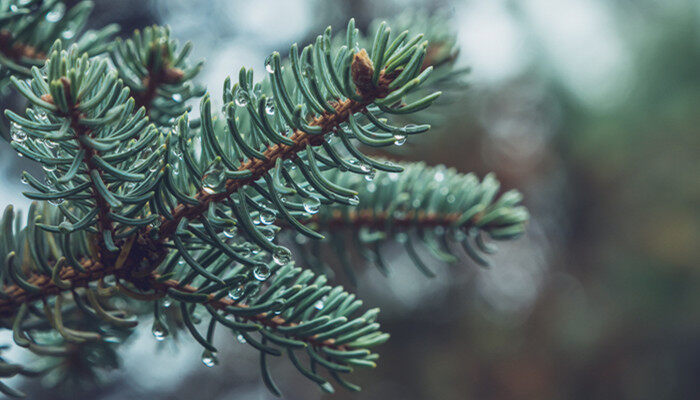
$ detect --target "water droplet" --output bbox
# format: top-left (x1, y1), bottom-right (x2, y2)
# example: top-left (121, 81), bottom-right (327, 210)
top-left (149, 163), bottom-right (160, 173)
top-left (394, 134), bottom-right (406, 146)
top-left (45, 6), bottom-right (64, 22)
top-left (302, 197), bottom-right (321, 214)
top-left (367, 182), bottom-right (377, 192)
top-left (162, 297), bottom-right (172, 307)
top-left (201, 350), bottom-right (218, 367)
top-left (58, 221), bottom-right (72, 233)
top-left (364, 168), bottom-right (375, 181)
top-left (20, 175), bottom-right (28, 185)
top-left (259, 211), bottom-right (275, 225)
top-left (202, 162), bottom-right (224, 193)
top-left (446, 194), bottom-right (456, 203)
top-left (253, 265), bottom-right (271, 281)
top-left (260, 227), bottom-right (276, 241)
top-left (11, 123), bottom-right (27, 143)
top-left (228, 285), bottom-right (245, 300)
top-left (48, 198), bottom-right (65, 206)
top-left (236, 333), bottom-right (247, 344)
top-left (223, 226), bottom-right (237, 238)
top-left (44, 139), bottom-right (57, 149)
top-left (314, 295), bottom-right (327, 310)
top-left (359, 162), bottom-right (371, 173)
top-left (395, 232), bottom-right (408, 243)
top-left (61, 29), bottom-right (75, 40)
top-left (152, 319), bottom-right (169, 341)
top-left (172, 93), bottom-right (183, 103)
top-left (272, 247), bottom-right (292, 265)
top-left (234, 88), bottom-right (248, 107)
top-left (172, 163), bottom-right (180, 176)
top-left (264, 54), bottom-right (275, 73)
top-left (348, 195), bottom-right (360, 206)
top-left (265, 98), bottom-right (275, 115)
top-left (388, 173), bottom-right (399, 181)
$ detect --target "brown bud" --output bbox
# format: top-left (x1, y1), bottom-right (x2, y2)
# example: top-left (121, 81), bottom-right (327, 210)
top-left (162, 67), bottom-right (185, 84)
top-left (351, 49), bottom-right (375, 99)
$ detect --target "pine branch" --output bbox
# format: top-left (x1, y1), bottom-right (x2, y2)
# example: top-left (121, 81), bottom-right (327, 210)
top-left (0, 19), bottom-right (445, 395)
top-left (0, 0), bottom-right (117, 80)
top-left (0, 203), bottom-right (384, 395)
top-left (110, 26), bottom-right (204, 126)
top-left (286, 162), bottom-right (528, 280)
top-left (0, 7), bottom-right (529, 397)
top-left (0, 252), bottom-right (365, 352)
top-left (157, 49), bottom-right (396, 240)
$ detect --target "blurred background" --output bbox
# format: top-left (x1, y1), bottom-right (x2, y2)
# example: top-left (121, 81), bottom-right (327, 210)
top-left (2, 0), bottom-right (699, 399)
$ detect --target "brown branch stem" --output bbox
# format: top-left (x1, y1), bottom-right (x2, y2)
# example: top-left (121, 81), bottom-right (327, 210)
top-left (0, 30), bottom-right (45, 63)
top-left (0, 259), bottom-right (343, 349)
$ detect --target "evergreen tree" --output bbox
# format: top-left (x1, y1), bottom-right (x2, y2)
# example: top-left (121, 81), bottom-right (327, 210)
top-left (0, 1), bottom-right (527, 396)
